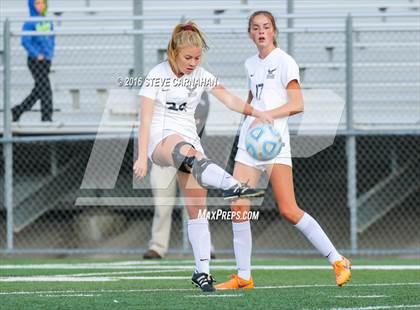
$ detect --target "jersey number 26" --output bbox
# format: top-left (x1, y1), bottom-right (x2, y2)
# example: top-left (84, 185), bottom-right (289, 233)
top-left (166, 102), bottom-right (187, 112)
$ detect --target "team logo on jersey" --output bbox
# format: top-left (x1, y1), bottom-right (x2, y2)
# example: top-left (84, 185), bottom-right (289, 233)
top-left (266, 67), bottom-right (277, 79)
top-left (186, 85), bottom-right (198, 97)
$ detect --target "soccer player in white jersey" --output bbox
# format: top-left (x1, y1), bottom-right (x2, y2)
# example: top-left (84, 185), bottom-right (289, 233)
top-left (216, 11), bottom-right (352, 290)
top-left (133, 21), bottom-right (272, 292)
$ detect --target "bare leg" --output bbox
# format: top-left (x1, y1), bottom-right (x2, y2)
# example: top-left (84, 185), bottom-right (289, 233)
top-left (269, 164), bottom-right (342, 264)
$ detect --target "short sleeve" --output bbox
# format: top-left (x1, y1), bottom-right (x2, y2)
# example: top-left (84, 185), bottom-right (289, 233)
top-left (281, 57), bottom-right (300, 88)
top-left (200, 68), bottom-right (219, 92)
top-left (138, 66), bottom-right (161, 100)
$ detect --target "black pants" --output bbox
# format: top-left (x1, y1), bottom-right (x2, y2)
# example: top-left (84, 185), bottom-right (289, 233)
top-left (13, 58), bottom-right (53, 121)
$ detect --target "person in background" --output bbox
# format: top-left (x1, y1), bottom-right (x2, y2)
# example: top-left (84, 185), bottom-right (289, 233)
top-left (144, 93), bottom-right (216, 260)
top-left (12, 0), bottom-right (55, 122)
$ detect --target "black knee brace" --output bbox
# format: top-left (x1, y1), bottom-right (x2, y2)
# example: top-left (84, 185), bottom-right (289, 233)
top-left (172, 141), bottom-right (196, 173)
top-left (171, 141), bottom-right (215, 188)
top-left (192, 157), bottom-right (214, 188)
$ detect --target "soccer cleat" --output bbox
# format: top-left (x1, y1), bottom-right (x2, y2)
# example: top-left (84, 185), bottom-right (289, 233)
top-left (215, 274), bottom-right (254, 290)
top-left (223, 183), bottom-right (265, 201)
top-left (191, 270), bottom-right (216, 292)
top-left (333, 256), bottom-right (352, 286)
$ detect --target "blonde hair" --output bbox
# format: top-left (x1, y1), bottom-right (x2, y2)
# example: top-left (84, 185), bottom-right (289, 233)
top-left (248, 11), bottom-right (279, 47)
top-left (167, 21), bottom-right (209, 75)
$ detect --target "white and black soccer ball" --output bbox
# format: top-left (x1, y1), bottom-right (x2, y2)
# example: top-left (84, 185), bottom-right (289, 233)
top-left (245, 124), bottom-right (283, 161)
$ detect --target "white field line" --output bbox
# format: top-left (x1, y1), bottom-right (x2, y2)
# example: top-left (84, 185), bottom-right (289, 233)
top-left (57, 269), bottom-right (188, 277)
top-left (334, 295), bottom-right (388, 298)
top-left (0, 276), bottom-right (116, 282)
top-left (329, 305), bottom-right (420, 310)
top-left (0, 260), bottom-right (234, 269)
top-left (39, 294), bottom-right (99, 298)
top-left (1, 283), bottom-right (419, 296)
top-left (115, 276), bottom-right (189, 280)
top-left (83, 259), bottom-right (236, 266)
top-left (1, 264), bottom-right (419, 270)
top-left (0, 288), bottom-right (192, 295)
top-left (185, 294), bottom-right (244, 298)
top-left (253, 283), bottom-right (420, 290)
top-left (1, 264), bottom-right (419, 282)
top-left (0, 275), bottom-right (190, 282)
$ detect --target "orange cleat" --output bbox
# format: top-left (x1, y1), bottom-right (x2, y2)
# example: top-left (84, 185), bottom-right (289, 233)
top-left (333, 256), bottom-right (352, 286)
top-left (215, 274), bottom-right (254, 290)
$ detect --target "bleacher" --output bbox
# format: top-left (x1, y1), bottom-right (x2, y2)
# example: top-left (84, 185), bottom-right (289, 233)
top-left (1, 0), bottom-right (419, 135)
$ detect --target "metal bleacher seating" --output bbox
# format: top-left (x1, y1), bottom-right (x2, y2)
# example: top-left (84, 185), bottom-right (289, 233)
top-left (3, 0), bottom-right (420, 133)
top-left (1, 0), bottom-right (419, 136)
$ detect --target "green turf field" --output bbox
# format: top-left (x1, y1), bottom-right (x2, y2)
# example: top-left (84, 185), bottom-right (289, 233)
top-left (1, 258), bottom-right (419, 309)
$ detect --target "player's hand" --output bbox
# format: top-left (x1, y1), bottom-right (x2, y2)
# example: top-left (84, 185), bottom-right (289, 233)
top-left (133, 158), bottom-right (148, 179)
top-left (37, 54), bottom-right (45, 61)
top-left (253, 110), bottom-right (273, 125)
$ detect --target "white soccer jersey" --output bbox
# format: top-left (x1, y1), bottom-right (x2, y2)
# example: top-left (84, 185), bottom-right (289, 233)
top-left (139, 61), bottom-right (218, 158)
top-left (237, 48), bottom-right (300, 155)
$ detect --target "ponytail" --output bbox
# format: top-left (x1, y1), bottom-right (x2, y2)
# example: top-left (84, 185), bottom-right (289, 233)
top-left (167, 21), bottom-right (209, 74)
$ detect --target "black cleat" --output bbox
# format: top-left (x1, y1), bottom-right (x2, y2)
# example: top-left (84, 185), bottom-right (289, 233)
top-left (223, 183), bottom-right (265, 201)
top-left (191, 270), bottom-right (216, 292)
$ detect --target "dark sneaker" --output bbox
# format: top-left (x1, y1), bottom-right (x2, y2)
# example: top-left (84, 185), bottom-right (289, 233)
top-left (143, 249), bottom-right (162, 260)
top-left (223, 183), bottom-right (265, 201)
top-left (191, 270), bottom-right (216, 292)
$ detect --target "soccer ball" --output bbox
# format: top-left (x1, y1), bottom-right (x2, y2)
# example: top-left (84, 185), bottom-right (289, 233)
top-left (245, 124), bottom-right (283, 161)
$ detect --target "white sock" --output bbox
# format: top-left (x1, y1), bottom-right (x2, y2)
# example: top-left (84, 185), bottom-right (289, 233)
top-left (188, 218), bottom-right (211, 274)
top-left (295, 213), bottom-right (342, 264)
top-left (200, 163), bottom-right (239, 190)
top-left (233, 221), bottom-right (252, 280)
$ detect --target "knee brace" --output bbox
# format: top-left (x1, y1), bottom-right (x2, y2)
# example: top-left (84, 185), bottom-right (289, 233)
top-left (192, 157), bottom-right (214, 188)
top-left (171, 141), bottom-right (196, 173)
top-left (171, 141), bottom-right (215, 188)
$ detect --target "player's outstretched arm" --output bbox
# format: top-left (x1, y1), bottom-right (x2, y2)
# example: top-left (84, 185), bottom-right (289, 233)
top-left (134, 96), bottom-right (155, 179)
top-left (210, 85), bottom-right (273, 123)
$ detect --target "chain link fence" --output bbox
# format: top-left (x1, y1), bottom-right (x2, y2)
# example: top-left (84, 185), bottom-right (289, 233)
top-left (1, 13), bottom-right (419, 255)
